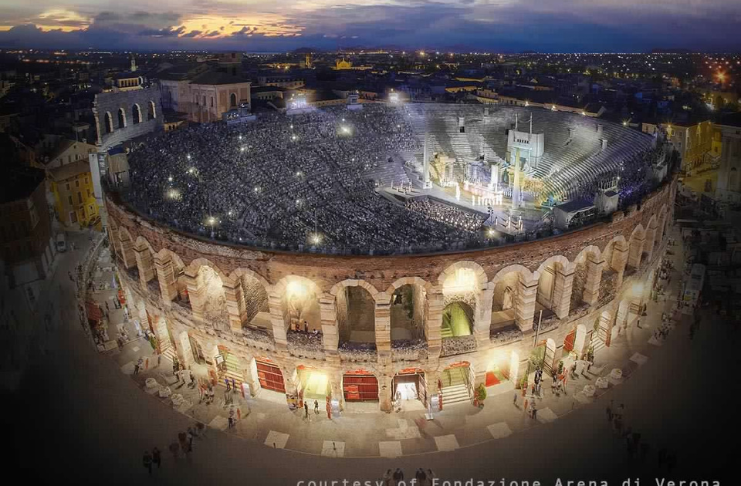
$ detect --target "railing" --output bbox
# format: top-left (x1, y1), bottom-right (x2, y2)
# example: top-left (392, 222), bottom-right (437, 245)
top-left (391, 339), bottom-right (428, 361)
top-left (338, 341), bottom-right (377, 362)
top-left (286, 330), bottom-right (324, 359)
top-left (489, 324), bottom-right (523, 346)
top-left (440, 335), bottom-right (477, 357)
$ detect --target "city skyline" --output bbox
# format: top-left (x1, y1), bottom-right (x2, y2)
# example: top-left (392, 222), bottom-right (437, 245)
top-left (0, 0), bottom-right (740, 53)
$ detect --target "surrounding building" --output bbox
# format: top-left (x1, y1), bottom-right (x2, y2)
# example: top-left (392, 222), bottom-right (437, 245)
top-left (93, 86), bottom-right (164, 152)
top-left (31, 134), bottom-right (96, 170)
top-left (0, 166), bottom-right (55, 287)
top-left (715, 113), bottom-right (741, 202)
top-left (49, 160), bottom-right (99, 228)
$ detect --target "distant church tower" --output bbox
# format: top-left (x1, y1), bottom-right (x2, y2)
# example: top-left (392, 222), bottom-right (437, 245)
top-left (130, 55), bottom-right (137, 73)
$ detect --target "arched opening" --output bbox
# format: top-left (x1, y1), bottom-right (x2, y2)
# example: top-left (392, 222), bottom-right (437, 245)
top-left (571, 248), bottom-right (600, 311)
top-left (195, 265), bottom-right (228, 332)
top-left (104, 112), bottom-right (113, 134)
top-left (628, 226), bottom-right (645, 271)
top-left (337, 285), bottom-right (376, 346)
top-left (440, 362), bottom-right (473, 407)
top-left (117, 108), bottom-right (126, 128)
top-left (491, 271), bottom-right (520, 331)
top-left (536, 259), bottom-right (567, 318)
top-left (132, 104), bottom-right (141, 124)
top-left (240, 273), bottom-right (270, 330)
top-left (281, 277), bottom-right (321, 333)
top-left (342, 369), bottom-right (378, 403)
top-left (392, 368), bottom-right (427, 410)
top-left (148, 101), bottom-right (156, 120)
top-left (230, 92), bottom-right (237, 108)
top-left (390, 283), bottom-right (426, 343)
top-left (296, 365), bottom-right (329, 403)
top-left (255, 357), bottom-right (285, 393)
top-left (484, 349), bottom-right (513, 387)
top-left (216, 344), bottom-right (245, 394)
top-left (441, 301), bottom-right (473, 337)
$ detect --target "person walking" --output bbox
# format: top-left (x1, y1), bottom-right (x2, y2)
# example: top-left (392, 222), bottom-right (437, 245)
top-left (133, 358), bottom-right (141, 375)
top-left (314, 399), bottom-right (319, 414)
top-left (393, 468), bottom-right (404, 482)
top-left (225, 377), bottom-right (231, 392)
top-left (636, 318), bottom-right (642, 329)
top-left (142, 450), bottom-right (153, 476)
top-left (606, 400), bottom-right (613, 422)
top-left (152, 447), bottom-right (161, 469)
top-left (513, 391), bottom-right (518, 407)
top-left (304, 401), bottom-right (309, 419)
top-left (168, 441), bottom-right (180, 460)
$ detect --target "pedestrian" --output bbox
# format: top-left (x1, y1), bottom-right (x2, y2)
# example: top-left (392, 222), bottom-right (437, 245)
top-left (225, 377), bottom-right (231, 392)
top-left (228, 410), bottom-right (235, 428)
top-left (415, 468), bottom-right (427, 484)
top-left (636, 318), bottom-right (641, 329)
top-left (231, 377), bottom-right (236, 392)
top-left (393, 468), bottom-right (404, 482)
top-left (532, 404), bottom-right (537, 420)
top-left (169, 441), bottom-right (180, 460)
top-left (513, 392), bottom-right (518, 406)
top-left (314, 399), bottom-right (319, 414)
top-left (304, 401), bottom-right (309, 419)
top-left (134, 358), bottom-right (141, 375)
top-left (157, 352), bottom-right (162, 368)
top-left (105, 301), bottom-right (110, 312)
top-left (186, 428), bottom-right (194, 452)
top-left (152, 447), bottom-right (161, 469)
top-left (523, 397), bottom-right (529, 413)
top-left (142, 450), bottom-right (153, 476)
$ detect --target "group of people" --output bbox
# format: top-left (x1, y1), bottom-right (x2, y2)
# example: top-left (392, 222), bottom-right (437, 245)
top-left (405, 197), bottom-right (488, 233)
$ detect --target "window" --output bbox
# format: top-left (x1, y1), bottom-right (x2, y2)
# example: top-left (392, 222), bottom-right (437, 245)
top-left (118, 108), bottom-right (126, 128)
top-left (75, 180), bottom-right (79, 188)
top-left (66, 183), bottom-right (70, 191)
top-left (105, 112), bottom-right (113, 134)
top-left (78, 192), bottom-right (82, 204)
top-left (87, 189), bottom-right (91, 197)
top-left (230, 93), bottom-right (237, 108)
top-left (132, 104), bottom-right (141, 124)
top-left (68, 195), bottom-right (73, 205)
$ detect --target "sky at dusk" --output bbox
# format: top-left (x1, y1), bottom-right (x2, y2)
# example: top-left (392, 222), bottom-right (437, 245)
top-left (0, 0), bottom-right (739, 52)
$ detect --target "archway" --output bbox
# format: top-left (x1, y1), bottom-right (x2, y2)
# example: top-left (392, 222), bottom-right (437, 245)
top-left (536, 256), bottom-right (571, 318)
top-left (104, 112), bottom-right (113, 134)
top-left (117, 108), bottom-right (126, 128)
top-left (571, 247), bottom-right (601, 310)
top-left (132, 103), bottom-right (141, 124)
top-left (336, 284), bottom-right (376, 345)
top-left (238, 271), bottom-right (270, 329)
top-left (442, 301), bottom-right (473, 338)
top-left (389, 283), bottom-right (426, 342)
top-left (440, 361), bottom-right (473, 406)
top-left (296, 365), bottom-right (329, 403)
top-left (255, 357), bottom-right (285, 393)
top-left (195, 265), bottom-right (229, 332)
top-left (628, 225), bottom-right (646, 270)
top-left (342, 369), bottom-right (378, 403)
top-left (148, 100), bottom-right (156, 120)
top-left (278, 276), bottom-right (321, 333)
top-left (230, 92), bottom-right (237, 108)
top-left (392, 368), bottom-right (427, 409)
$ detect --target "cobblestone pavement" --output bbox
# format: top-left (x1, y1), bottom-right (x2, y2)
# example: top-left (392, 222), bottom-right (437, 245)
top-left (6, 225), bottom-right (736, 485)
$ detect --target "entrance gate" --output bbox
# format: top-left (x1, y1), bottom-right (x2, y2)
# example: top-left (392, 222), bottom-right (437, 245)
top-left (393, 369), bottom-right (426, 406)
top-left (256, 359), bottom-right (285, 393)
top-left (342, 370), bottom-right (379, 402)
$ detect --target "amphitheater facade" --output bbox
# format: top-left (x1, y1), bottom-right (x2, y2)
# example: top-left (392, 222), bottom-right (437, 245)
top-left (106, 175), bottom-right (675, 412)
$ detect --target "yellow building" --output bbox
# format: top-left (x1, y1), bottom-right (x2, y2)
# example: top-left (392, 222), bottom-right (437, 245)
top-left (664, 120), bottom-right (714, 170)
top-left (49, 160), bottom-right (99, 228)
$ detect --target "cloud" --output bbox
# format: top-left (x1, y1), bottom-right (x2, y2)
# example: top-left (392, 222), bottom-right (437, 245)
top-left (138, 25), bottom-right (186, 37)
top-left (182, 29), bottom-right (202, 38)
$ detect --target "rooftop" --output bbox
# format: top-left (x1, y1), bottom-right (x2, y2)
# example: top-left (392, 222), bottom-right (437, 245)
top-left (49, 159), bottom-right (91, 182)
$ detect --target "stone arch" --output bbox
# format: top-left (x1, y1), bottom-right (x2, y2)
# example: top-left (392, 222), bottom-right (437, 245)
top-left (628, 224), bottom-right (646, 269)
top-left (437, 261), bottom-right (488, 290)
top-left (332, 280), bottom-right (378, 345)
top-left (645, 214), bottom-right (658, 259)
top-left (185, 258), bottom-right (228, 282)
top-left (104, 112), bottom-right (113, 134)
top-left (602, 235), bottom-right (628, 275)
top-left (273, 275), bottom-right (322, 333)
top-left (386, 277), bottom-right (431, 343)
top-left (535, 255), bottom-right (574, 318)
top-left (442, 300), bottom-right (474, 337)
top-left (490, 265), bottom-right (538, 332)
top-left (132, 103), bottom-right (142, 124)
top-left (657, 204), bottom-right (669, 247)
top-left (117, 107), bottom-right (126, 128)
top-left (118, 227), bottom-right (136, 269)
top-left (571, 245), bottom-right (602, 309)
top-left (154, 248), bottom-right (185, 271)
top-left (133, 236), bottom-right (157, 287)
top-left (227, 268), bottom-right (272, 329)
top-left (134, 235), bottom-right (155, 255)
top-left (148, 100), bottom-right (156, 120)
top-left (230, 92), bottom-right (237, 108)
top-left (189, 262), bottom-right (229, 331)
top-left (154, 248), bottom-right (186, 302)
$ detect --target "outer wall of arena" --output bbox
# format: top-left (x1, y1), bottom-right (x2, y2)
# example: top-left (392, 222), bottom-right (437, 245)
top-left (106, 177), bottom-right (676, 412)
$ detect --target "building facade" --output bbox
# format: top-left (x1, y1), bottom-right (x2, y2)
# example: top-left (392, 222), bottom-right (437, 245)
top-left (106, 176), bottom-right (675, 413)
top-left (0, 167), bottom-right (55, 287)
top-left (93, 86), bottom-right (164, 152)
top-left (715, 118), bottom-right (741, 202)
top-left (49, 160), bottom-right (99, 228)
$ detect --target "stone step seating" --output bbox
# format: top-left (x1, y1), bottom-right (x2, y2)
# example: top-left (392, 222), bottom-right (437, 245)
top-left (161, 341), bottom-right (177, 364)
top-left (441, 325), bottom-right (454, 339)
top-left (591, 334), bottom-right (607, 354)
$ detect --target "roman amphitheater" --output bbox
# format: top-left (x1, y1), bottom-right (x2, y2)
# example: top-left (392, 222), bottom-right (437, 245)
top-left (106, 102), bottom-right (675, 413)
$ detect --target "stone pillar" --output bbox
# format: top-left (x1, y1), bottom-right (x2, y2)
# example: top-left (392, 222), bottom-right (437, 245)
top-left (319, 295), bottom-right (339, 358)
top-left (582, 257), bottom-right (605, 306)
top-left (628, 236), bottom-right (645, 269)
top-left (611, 246), bottom-right (629, 288)
top-left (425, 286), bottom-right (444, 358)
top-left (377, 372), bottom-right (393, 412)
top-left (330, 373), bottom-right (343, 404)
top-left (183, 271), bottom-right (204, 321)
top-left (645, 227), bottom-right (656, 261)
top-left (177, 331), bottom-right (194, 370)
top-left (426, 369), bottom-right (441, 399)
top-left (155, 255), bottom-right (178, 305)
top-left (374, 293), bottom-right (392, 353)
top-left (134, 247), bottom-right (155, 289)
top-left (242, 360), bottom-right (259, 397)
top-left (268, 291), bottom-right (287, 349)
top-left (552, 267), bottom-right (574, 319)
top-left (120, 238), bottom-right (136, 269)
top-left (601, 311), bottom-right (613, 347)
top-left (515, 277), bottom-right (537, 332)
top-left (224, 279), bottom-right (247, 333)
top-left (473, 286), bottom-right (494, 346)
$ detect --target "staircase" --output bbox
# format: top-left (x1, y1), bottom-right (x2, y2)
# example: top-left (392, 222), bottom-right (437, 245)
top-left (218, 352), bottom-right (244, 392)
top-left (160, 340), bottom-right (177, 364)
top-left (591, 333), bottom-right (606, 355)
top-left (441, 324), bottom-right (454, 339)
top-left (440, 367), bottom-right (471, 406)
